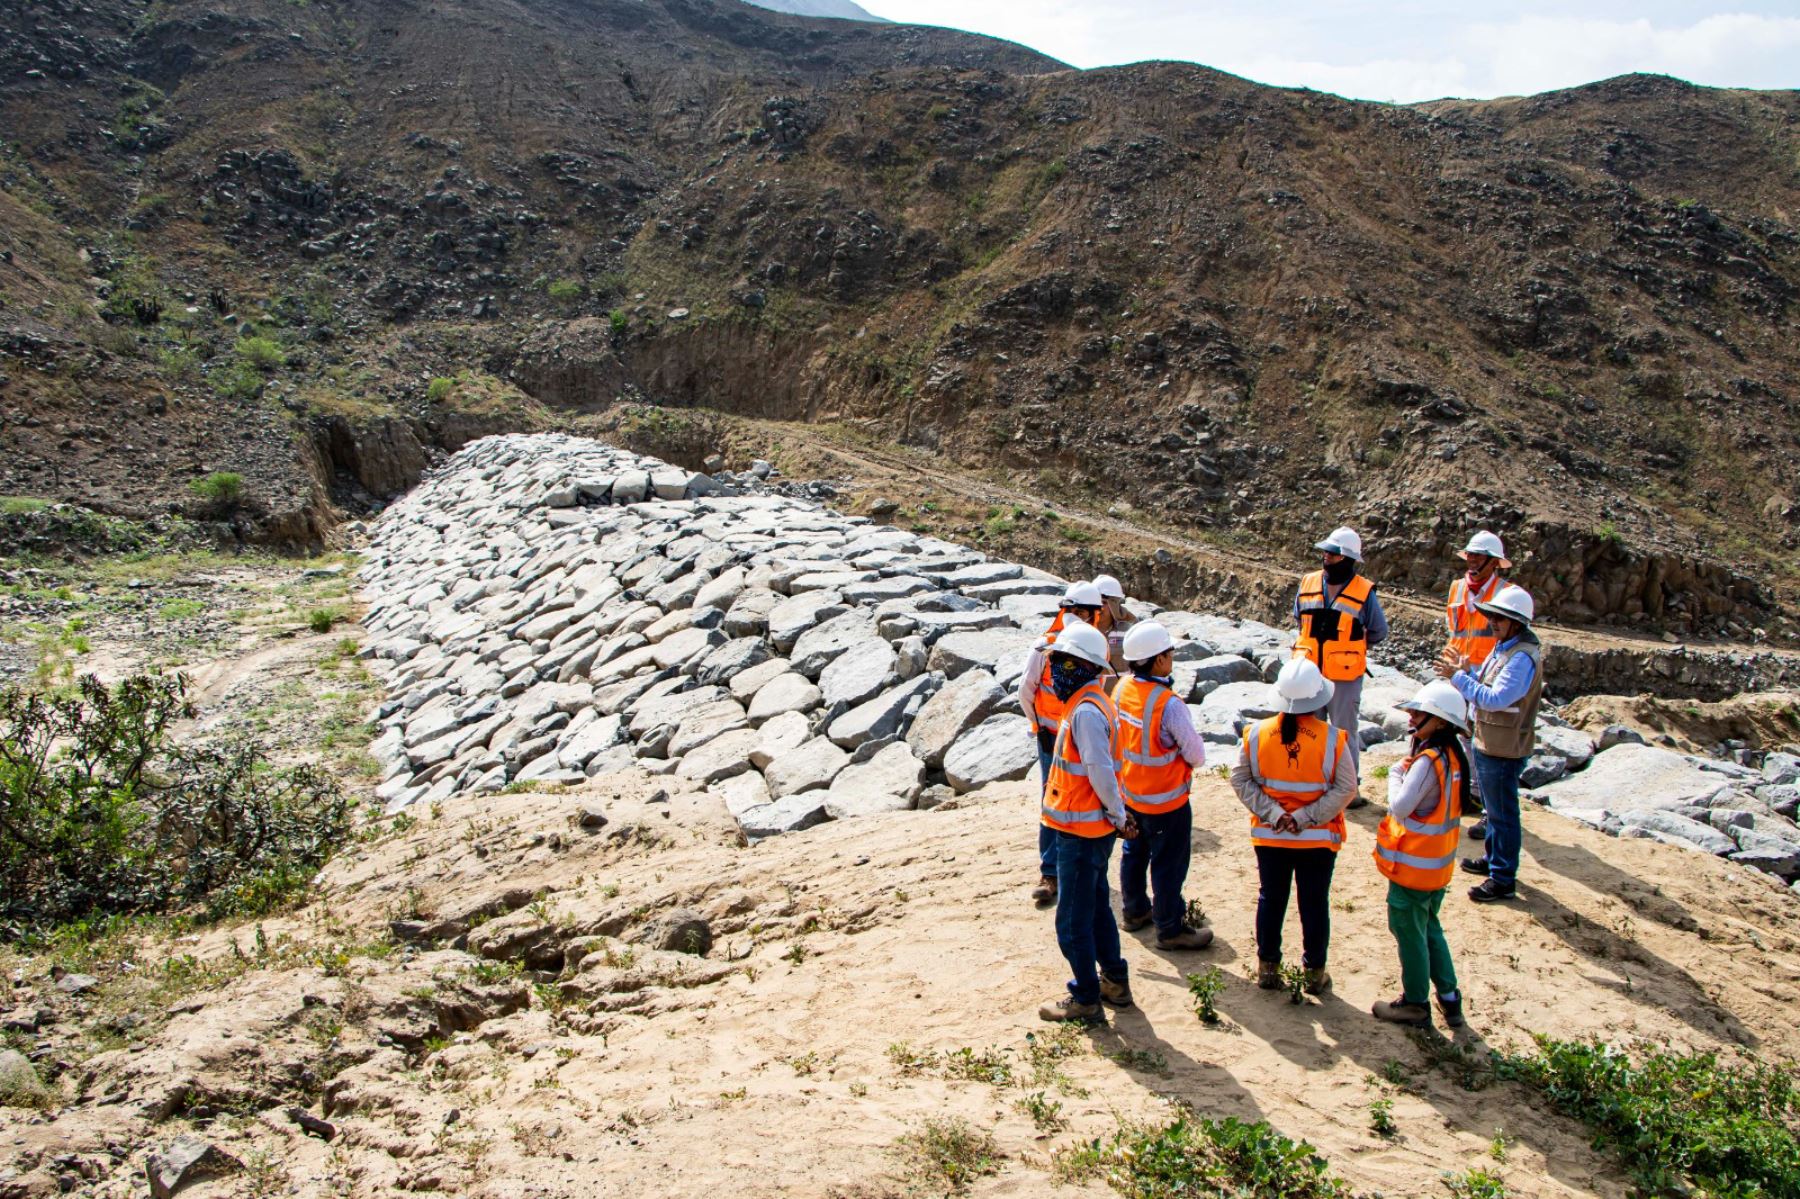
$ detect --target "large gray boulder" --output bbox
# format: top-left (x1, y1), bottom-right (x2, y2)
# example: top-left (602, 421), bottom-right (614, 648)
top-left (1534, 724), bottom-right (1597, 772)
top-left (729, 656), bottom-right (793, 701)
top-left (724, 589), bottom-right (783, 638)
top-left (666, 698), bottom-right (749, 757)
top-left (694, 637), bottom-right (773, 687)
top-left (944, 714), bottom-right (1038, 793)
top-left (1617, 809), bottom-right (1736, 855)
top-left (928, 628), bottom-right (1038, 680)
top-left (747, 673), bottom-right (823, 724)
top-left (737, 793), bottom-right (831, 840)
top-left (1728, 827), bottom-right (1800, 878)
top-left (675, 726), bottom-right (762, 784)
top-left (764, 736), bottom-right (851, 798)
top-left (791, 612), bottom-right (880, 679)
top-left (768, 590), bottom-right (847, 652)
top-left (1186, 654), bottom-right (1262, 697)
top-left (825, 742), bottom-right (927, 819)
top-left (1765, 752), bottom-right (1800, 786)
top-left (751, 710), bottom-right (811, 769)
top-left (907, 668), bottom-right (1007, 768)
top-left (826, 674), bottom-right (939, 749)
top-left (818, 639), bottom-right (898, 708)
top-left (1538, 743), bottom-right (1727, 816)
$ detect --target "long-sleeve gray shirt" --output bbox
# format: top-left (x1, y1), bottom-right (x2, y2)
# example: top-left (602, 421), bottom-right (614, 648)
top-left (1140, 677), bottom-right (1206, 768)
top-left (1230, 722), bottom-right (1359, 828)
top-left (1070, 699), bottom-right (1129, 829)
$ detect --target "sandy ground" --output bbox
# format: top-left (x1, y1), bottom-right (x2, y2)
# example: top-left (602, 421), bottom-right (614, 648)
top-left (9, 737), bottom-right (1798, 1199)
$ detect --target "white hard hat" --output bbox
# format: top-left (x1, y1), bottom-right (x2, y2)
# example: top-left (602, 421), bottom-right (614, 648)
top-left (1314, 526), bottom-right (1364, 562)
top-left (1052, 621), bottom-right (1111, 669)
top-left (1061, 580), bottom-right (1104, 608)
top-left (1459, 531), bottom-right (1511, 569)
top-left (1398, 680), bottom-right (1470, 733)
top-left (1475, 583), bottom-right (1535, 626)
top-left (1092, 574), bottom-right (1126, 600)
top-left (1274, 658), bottom-right (1335, 714)
top-left (1121, 621), bottom-right (1174, 663)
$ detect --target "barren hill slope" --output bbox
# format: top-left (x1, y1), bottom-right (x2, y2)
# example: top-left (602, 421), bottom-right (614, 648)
top-left (0, 0), bottom-right (1797, 644)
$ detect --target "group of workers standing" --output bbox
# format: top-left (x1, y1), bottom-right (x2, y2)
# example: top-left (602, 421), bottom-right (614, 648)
top-left (1022, 528), bottom-right (1546, 1028)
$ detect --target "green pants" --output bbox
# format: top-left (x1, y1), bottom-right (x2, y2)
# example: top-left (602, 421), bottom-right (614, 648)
top-left (1386, 881), bottom-right (1458, 1004)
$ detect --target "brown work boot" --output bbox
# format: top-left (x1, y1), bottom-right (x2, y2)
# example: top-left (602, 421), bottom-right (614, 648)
top-left (1372, 996), bottom-right (1432, 1027)
top-left (1257, 959), bottom-right (1282, 990)
top-left (1303, 968), bottom-right (1333, 996)
top-left (1031, 876), bottom-right (1057, 908)
top-left (1099, 974), bottom-right (1134, 1009)
top-left (1120, 909), bottom-right (1154, 932)
top-left (1039, 995), bottom-right (1102, 1024)
top-left (1156, 925), bottom-right (1215, 951)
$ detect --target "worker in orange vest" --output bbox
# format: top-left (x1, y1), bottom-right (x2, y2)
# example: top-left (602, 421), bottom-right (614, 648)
top-left (1371, 680), bottom-right (1471, 1030)
top-left (1019, 580), bottom-right (1107, 907)
top-left (1037, 621), bottom-right (1140, 1023)
top-left (1113, 622), bottom-right (1212, 950)
top-left (1292, 527), bottom-right (1388, 781)
top-left (1231, 658), bottom-right (1358, 995)
top-left (1445, 531), bottom-right (1509, 843)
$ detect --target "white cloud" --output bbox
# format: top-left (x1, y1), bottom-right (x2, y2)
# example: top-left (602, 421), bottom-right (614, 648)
top-left (867, 2), bottom-right (1800, 101)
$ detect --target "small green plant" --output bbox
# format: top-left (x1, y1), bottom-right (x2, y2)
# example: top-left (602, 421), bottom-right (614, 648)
top-left (1279, 963), bottom-right (1308, 1004)
top-left (0, 496), bottom-right (51, 515)
top-left (235, 336), bottom-right (286, 372)
top-left (1595, 520), bottom-right (1622, 546)
top-left (1382, 1058), bottom-right (1410, 1086)
top-left (188, 472), bottom-right (244, 505)
top-left (1488, 1130), bottom-right (1511, 1162)
top-left (1056, 1115), bottom-right (1347, 1198)
top-left (1369, 1097), bottom-right (1397, 1138)
top-left (1017, 1090), bottom-right (1065, 1133)
top-left (547, 278), bottom-right (584, 304)
top-left (608, 309), bottom-right (628, 335)
top-left (157, 598), bottom-right (206, 621)
top-left (1183, 898), bottom-right (1207, 929)
top-left (939, 1046), bottom-right (1013, 1086)
top-left (1371, 764), bottom-right (1390, 780)
top-left (307, 607), bottom-right (342, 634)
top-left (426, 376), bottom-right (454, 402)
top-left (1443, 1167), bottom-right (1508, 1199)
top-left (1061, 525), bottom-right (1096, 544)
top-left (782, 942), bottom-right (809, 966)
top-left (1186, 967), bottom-right (1225, 1025)
top-left (891, 1117), bottom-right (1001, 1193)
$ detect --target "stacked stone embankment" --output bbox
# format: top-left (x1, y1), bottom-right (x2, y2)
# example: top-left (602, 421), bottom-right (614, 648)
top-left (358, 435), bottom-right (1800, 892)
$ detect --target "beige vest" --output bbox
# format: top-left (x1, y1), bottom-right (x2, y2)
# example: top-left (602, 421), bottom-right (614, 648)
top-left (1471, 636), bottom-right (1544, 760)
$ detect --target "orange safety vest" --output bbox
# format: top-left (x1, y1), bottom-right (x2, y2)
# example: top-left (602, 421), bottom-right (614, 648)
top-left (1374, 746), bottom-right (1463, 890)
top-left (1293, 571), bottom-right (1374, 682)
top-left (1446, 574), bottom-right (1505, 666)
top-left (1240, 715), bottom-right (1348, 852)
top-left (1030, 613), bottom-right (1069, 735)
top-left (1041, 682), bottom-right (1120, 838)
top-left (1111, 676), bottom-right (1192, 815)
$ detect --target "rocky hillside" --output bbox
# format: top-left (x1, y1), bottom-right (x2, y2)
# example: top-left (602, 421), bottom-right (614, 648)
top-left (0, 0), bottom-right (1797, 644)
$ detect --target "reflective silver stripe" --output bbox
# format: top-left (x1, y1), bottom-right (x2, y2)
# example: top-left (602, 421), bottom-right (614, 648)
top-left (1123, 747), bottom-right (1179, 767)
top-left (1401, 815), bottom-right (1460, 836)
top-left (1259, 779), bottom-right (1328, 796)
top-left (1119, 711), bottom-right (1146, 730)
top-left (1322, 728), bottom-right (1340, 783)
top-left (1053, 756), bottom-right (1088, 777)
top-left (1253, 827), bottom-right (1343, 846)
top-left (1375, 844), bottom-right (1456, 870)
top-left (1124, 784), bottom-right (1190, 807)
top-left (1036, 713), bottom-right (1060, 731)
top-left (1043, 804), bottom-right (1109, 824)
top-left (1448, 631), bottom-right (1488, 641)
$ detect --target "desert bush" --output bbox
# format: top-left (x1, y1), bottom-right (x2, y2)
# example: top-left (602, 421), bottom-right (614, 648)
top-left (188, 472), bottom-right (243, 508)
top-left (1057, 1114), bottom-right (1348, 1198)
top-left (234, 336), bottom-right (286, 372)
top-left (1496, 1037), bottom-right (1800, 1197)
top-left (546, 278), bottom-right (584, 303)
top-left (0, 674), bottom-right (352, 937)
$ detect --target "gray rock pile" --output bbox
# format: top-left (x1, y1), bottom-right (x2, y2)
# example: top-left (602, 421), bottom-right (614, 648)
top-left (354, 435), bottom-right (1800, 891)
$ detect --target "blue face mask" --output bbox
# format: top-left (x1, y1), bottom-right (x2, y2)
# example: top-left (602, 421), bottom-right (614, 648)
top-left (1050, 656), bottom-right (1100, 701)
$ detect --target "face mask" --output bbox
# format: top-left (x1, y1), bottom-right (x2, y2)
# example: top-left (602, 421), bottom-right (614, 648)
top-left (1049, 657), bottom-right (1099, 702)
top-left (1324, 558), bottom-right (1357, 585)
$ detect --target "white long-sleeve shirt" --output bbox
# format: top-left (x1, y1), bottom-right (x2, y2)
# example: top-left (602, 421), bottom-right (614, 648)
top-left (1386, 755), bottom-right (1439, 820)
top-left (1140, 676), bottom-right (1205, 768)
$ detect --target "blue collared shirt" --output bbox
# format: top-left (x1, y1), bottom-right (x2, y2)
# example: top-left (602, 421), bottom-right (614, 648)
top-left (1452, 636), bottom-right (1538, 710)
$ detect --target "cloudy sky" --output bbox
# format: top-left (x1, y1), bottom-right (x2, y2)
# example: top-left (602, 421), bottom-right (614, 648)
top-left (864, 1), bottom-right (1800, 103)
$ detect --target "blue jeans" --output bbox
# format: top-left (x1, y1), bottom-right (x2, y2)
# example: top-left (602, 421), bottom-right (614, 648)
top-left (1119, 803), bottom-right (1192, 937)
top-left (1036, 733), bottom-right (1056, 878)
top-left (1473, 750), bottom-right (1524, 888)
top-left (1054, 830), bottom-right (1127, 1005)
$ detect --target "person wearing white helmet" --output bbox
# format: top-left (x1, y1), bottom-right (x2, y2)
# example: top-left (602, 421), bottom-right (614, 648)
top-left (1230, 658), bottom-right (1358, 995)
top-left (1292, 526), bottom-right (1389, 781)
top-left (1091, 574), bottom-right (1137, 672)
top-left (1021, 580), bottom-right (1107, 907)
top-left (1435, 583), bottom-right (1543, 904)
top-left (1371, 681), bottom-right (1472, 1029)
top-left (1445, 530), bottom-right (1511, 846)
top-left (1112, 621), bottom-right (1212, 951)
top-left (1037, 621), bottom-right (1139, 1023)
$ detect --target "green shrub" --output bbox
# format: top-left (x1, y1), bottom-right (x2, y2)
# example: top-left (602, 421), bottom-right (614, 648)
top-left (0, 497), bottom-right (49, 516)
top-left (1496, 1037), bottom-right (1800, 1197)
top-left (547, 278), bottom-right (584, 303)
top-left (234, 336), bottom-right (286, 372)
top-left (188, 472), bottom-right (244, 505)
top-left (426, 376), bottom-right (454, 403)
top-left (1444, 1168), bottom-right (1508, 1199)
top-left (307, 607), bottom-right (341, 634)
top-left (608, 309), bottom-right (629, 335)
top-left (211, 361), bottom-right (265, 401)
top-left (891, 1117), bottom-right (1001, 1192)
top-left (1186, 967), bottom-right (1225, 1024)
top-left (0, 674), bottom-right (352, 936)
top-left (1058, 1115), bottom-right (1348, 1198)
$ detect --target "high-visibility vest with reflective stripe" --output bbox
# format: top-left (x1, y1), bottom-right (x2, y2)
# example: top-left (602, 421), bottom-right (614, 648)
top-left (1041, 683), bottom-right (1119, 838)
top-left (1030, 614), bottom-right (1068, 734)
top-left (1111, 676), bottom-right (1192, 815)
top-left (1241, 715), bottom-right (1348, 852)
top-left (1294, 571), bottom-right (1374, 682)
top-left (1446, 574), bottom-right (1505, 666)
top-left (1374, 747), bottom-right (1463, 890)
